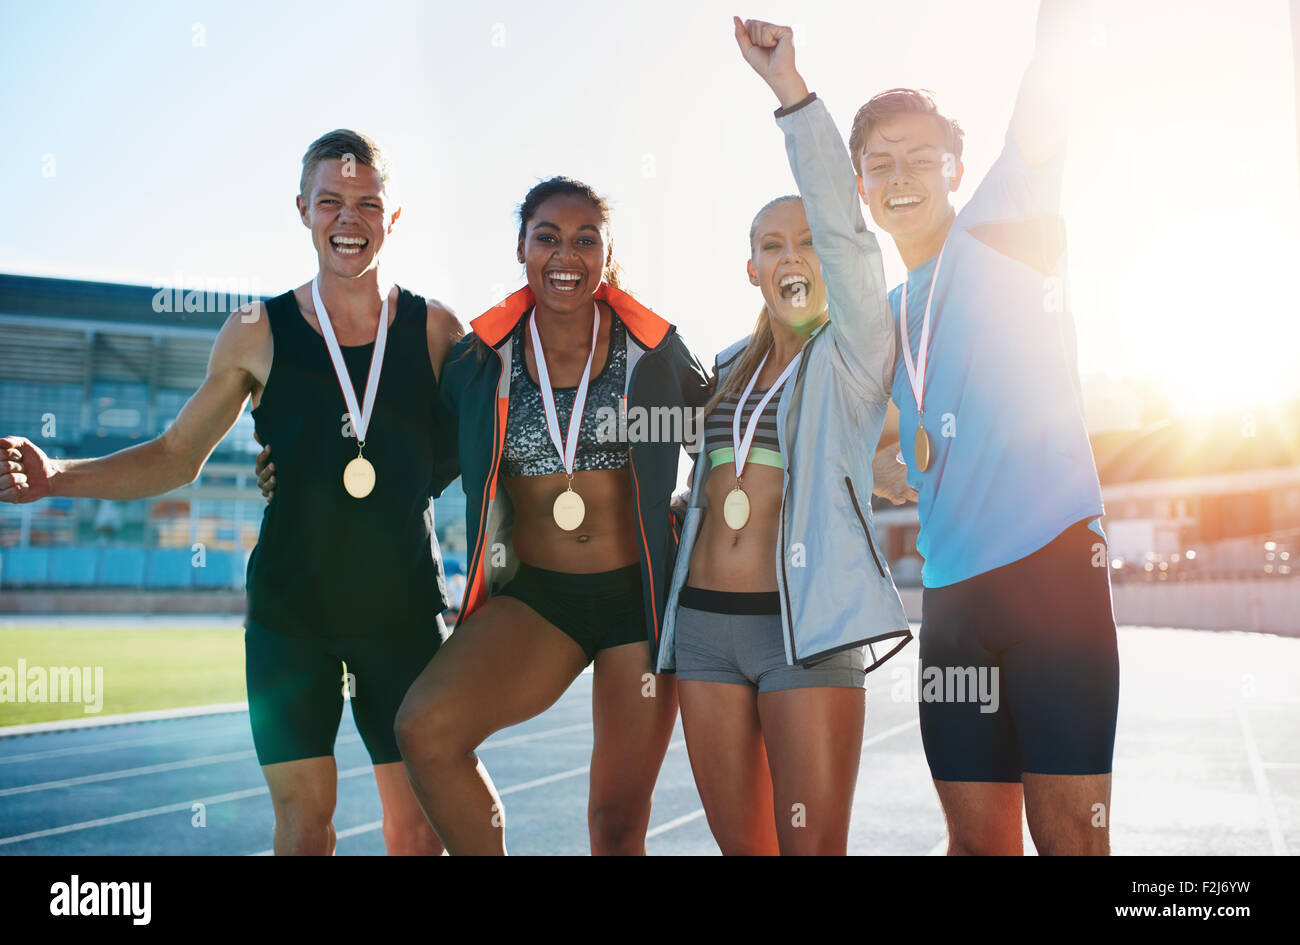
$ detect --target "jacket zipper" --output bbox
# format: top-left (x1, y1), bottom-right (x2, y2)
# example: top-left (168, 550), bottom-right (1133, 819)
top-left (844, 476), bottom-right (886, 578)
top-left (464, 347), bottom-right (508, 621)
top-left (776, 328), bottom-right (822, 661)
top-left (625, 336), bottom-right (663, 641)
top-left (778, 472), bottom-right (797, 660)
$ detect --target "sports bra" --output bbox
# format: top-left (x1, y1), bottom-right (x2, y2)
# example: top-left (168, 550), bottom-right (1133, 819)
top-left (501, 309), bottom-right (629, 478)
top-left (703, 387), bottom-right (783, 470)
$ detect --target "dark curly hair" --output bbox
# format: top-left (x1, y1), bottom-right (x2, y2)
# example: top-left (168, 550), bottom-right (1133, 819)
top-left (516, 176), bottom-right (624, 291)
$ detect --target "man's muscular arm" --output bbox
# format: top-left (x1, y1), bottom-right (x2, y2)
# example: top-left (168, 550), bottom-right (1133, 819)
top-left (0, 303), bottom-right (270, 503)
top-left (426, 298), bottom-right (465, 381)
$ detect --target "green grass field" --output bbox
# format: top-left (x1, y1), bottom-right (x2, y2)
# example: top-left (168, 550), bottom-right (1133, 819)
top-left (0, 624), bottom-right (246, 726)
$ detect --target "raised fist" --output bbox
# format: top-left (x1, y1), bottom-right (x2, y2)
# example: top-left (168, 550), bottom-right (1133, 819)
top-left (732, 16), bottom-right (808, 107)
top-left (0, 436), bottom-right (56, 504)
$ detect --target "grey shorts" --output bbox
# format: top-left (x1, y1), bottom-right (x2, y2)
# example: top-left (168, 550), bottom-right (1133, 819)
top-left (674, 586), bottom-right (866, 692)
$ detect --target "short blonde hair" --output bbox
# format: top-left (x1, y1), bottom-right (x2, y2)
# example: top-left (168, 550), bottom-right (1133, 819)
top-left (299, 129), bottom-right (391, 196)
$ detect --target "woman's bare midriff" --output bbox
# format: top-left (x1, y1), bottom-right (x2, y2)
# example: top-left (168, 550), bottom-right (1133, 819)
top-left (685, 459), bottom-right (783, 592)
top-left (504, 466), bottom-right (641, 574)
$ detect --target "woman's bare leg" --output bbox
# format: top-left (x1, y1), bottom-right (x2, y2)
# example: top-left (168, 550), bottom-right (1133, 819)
top-left (394, 597), bottom-right (588, 855)
top-left (757, 686), bottom-right (865, 855)
top-left (678, 680), bottom-right (780, 855)
top-left (587, 642), bottom-right (678, 854)
top-left (372, 761), bottom-right (445, 855)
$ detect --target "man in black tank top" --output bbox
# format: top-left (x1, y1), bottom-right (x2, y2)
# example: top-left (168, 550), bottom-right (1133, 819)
top-left (0, 129), bottom-right (464, 856)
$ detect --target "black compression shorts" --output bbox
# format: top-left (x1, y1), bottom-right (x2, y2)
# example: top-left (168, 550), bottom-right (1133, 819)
top-left (244, 618), bottom-right (444, 766)
top-left (917, 519), bottom-right (1120, 782)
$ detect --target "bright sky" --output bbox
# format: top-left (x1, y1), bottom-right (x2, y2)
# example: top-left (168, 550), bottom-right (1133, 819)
top-left (3, 0), bottom-right (1297, 422)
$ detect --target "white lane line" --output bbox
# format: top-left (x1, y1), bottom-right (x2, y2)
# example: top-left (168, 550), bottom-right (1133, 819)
top-left (0, 735), bottom-right (362, 797)
top-left (0, 702), bottom-right (249, 738)
top-left (0, 766), bottom-right (373, 848)
top-left (254, 762), bottom-right (600, 854)
top-left (0, 719), bottom-right (589, 767)
top-left (863, 718), bottom-right (918, 748)
top-left (498, 764), bottom-right (590, 796)
top-left (5, 718), bottom-right (600, 851)
top-left (320, 740), bottom-right (692, 852)
top-left (1237, 705), bottom-right (1288, 856)
top-left (481, 722), bottom-right (592, 750)
top-left (646, 808), bottom-right (707, 839)
top-left (251, 819), bottom-right (386, 856)
top-left (0, 725), bottom-right (249, 765)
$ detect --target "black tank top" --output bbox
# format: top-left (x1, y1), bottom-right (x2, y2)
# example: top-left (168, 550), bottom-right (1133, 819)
top-left (245, 287), bottom-right (449, 638)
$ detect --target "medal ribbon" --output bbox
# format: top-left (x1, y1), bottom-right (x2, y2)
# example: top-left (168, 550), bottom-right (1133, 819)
top-left (311, 276), bottom-right (392, 445)
top-left (732, 348), bottom-right (801, 481)
top-left (529, 302), bottom-right (600, 478)
top-left (898, 240), bottom-right (947, 418)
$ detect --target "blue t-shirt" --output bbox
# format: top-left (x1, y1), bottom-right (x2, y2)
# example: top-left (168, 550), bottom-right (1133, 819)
top-left (888, 128), bottom-right (1105, 588)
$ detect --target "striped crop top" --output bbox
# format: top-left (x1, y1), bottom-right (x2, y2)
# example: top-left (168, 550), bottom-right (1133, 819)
top-left (702, 387), bottom-right (784, 470)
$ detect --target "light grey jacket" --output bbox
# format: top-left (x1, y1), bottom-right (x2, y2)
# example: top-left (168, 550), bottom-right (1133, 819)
top-left (657, 94), bottom-right (912, 672)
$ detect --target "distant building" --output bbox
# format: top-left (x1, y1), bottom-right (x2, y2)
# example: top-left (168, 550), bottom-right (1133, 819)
top-left (872, 404), bottom-right (1300, 586)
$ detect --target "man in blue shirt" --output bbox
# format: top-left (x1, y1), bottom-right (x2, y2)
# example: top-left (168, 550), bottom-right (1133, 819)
top-left (852, 0), bottom-right (1119, 854)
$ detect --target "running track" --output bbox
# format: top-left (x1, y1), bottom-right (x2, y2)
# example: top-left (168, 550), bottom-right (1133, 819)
top-left (1, 626), bottom-right (1296, 855)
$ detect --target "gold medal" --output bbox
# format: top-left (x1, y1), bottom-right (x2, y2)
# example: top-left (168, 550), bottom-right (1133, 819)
top-left (915, 424), bottom-right (931, 473)
top-left (529, 304), bottom-right (601, 532)
top-left (311, 278), bottom-right (392, 502)
top-left (343, 450), bottom-right (375, 498)
top-left (723, 483), bottom-right (751, 530)
top-left (723, 348), bottom-right (801, 533)
top-left (553, 485), bottom-right (586, 531)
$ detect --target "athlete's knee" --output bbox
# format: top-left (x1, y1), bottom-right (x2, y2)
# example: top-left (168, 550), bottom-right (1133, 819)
top-left (946, 836), bottom-right (1022, 856)
top-left (1036, 832), bottom-right (1109, 856)
top-left (273, 807), bottom-right (335, 855)
top-left (268, 778), bottom-right (335, 825)
top-left (945, 821), bottom-right (1023, 856)
top-left (1031, 815), bottom-right (1110, 856)
top-left (381, 816), bottom-right (444, 856)
top-left (779, 823), bottom-right (849, 856)
top-left (394, 686), bottom-right (471, 765)
top-left (589, 799), bottom-right (651, 855)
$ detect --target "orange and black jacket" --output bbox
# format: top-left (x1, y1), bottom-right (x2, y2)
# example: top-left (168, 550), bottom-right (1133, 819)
top-left (440, 282), bottom-right (710, 660)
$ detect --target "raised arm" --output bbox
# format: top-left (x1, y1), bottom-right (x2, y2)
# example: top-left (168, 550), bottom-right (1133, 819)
top-left (734, 17), bottom-right (895, 405)
top-left (1009, 0), bottom-right (1082, 167)
top-left (0, 304), bottom-right (270, 503)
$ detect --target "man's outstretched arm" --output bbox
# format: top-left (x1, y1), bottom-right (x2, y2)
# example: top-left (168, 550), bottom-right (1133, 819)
top-left (0, 304), bottom-right (268, 503)
top-left (1010, 0), bottom-right (1085, 167)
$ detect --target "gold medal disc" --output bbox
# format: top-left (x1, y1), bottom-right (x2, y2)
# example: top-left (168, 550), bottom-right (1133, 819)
top-left (915, 425), bottom-right (931, 473)
top-left (553, 488), bottom-right (586, 531)
top-left (343, 455), bottom-right (376, 498)
top-left (722, 486), bottom-right (751, 531)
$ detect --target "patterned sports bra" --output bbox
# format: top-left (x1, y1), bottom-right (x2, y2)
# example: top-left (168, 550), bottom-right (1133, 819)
top-left (500, 309), bottom-right (630, 478)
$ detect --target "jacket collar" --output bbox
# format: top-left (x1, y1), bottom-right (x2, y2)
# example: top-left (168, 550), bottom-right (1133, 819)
top-left (470, 282), bottom-right (673, 350)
